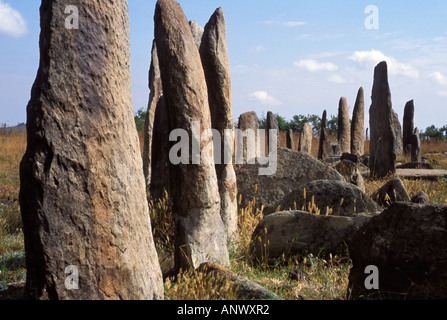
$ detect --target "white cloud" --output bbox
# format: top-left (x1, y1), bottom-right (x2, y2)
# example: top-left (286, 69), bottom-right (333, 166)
top-left (249, 91), bottom-right (281, 106)
top-left (251, 45), bottom-right (266, 53)
top-left (327, 74), bottom-right (347, 84)
top-left (294, 59), bottom-right (338, 72)
top-left (428, 71), bottom-right (447, 86)
top-left (263, 20), bottom-right (306, 27)
top-left (350, 49), bottom-right (419, 79)
top-left (0, 1), bottom-right (27, 38)
top-left (283, 21), bottom-right (307, 27)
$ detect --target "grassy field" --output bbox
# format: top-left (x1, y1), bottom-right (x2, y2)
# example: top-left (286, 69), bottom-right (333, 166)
top-left (1, 129), bottom-right (447, 300)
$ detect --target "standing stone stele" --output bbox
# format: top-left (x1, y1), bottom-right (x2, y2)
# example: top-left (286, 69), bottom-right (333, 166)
top-left (189, 20), bottom-right (204, 50)
top-left (403, 100), bottom-right (415, 155)
top-left (369, 61), bottom-right (403, 178)
top-left (299, 123), bottom-right (313, 154)
top-left (237, 111), bottom-right (260, 163)
top-left (20, 0), bottom-right (163, 300)
top-left (411, 128), bottom-right (421, 163)
top-left (286, 129), bottom-right (294, 150)
top-left (143, 42), bottom-right (166, 194)
top-left (199, 7), bottom-right (238, 242)
top-left (155, 0), bottom-right (229, 271)
top-left (351, 88), bottom-right (365, 157)
top-left (338, 97), bottom-right (351, 154)
top-left (318, 110), bottom-right (331, 161)
top-left (266, 111), bottom-right (280, 152)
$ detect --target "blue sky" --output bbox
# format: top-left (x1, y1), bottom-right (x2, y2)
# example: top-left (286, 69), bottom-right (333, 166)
top-left (1, 1), bottom-right (446, 131)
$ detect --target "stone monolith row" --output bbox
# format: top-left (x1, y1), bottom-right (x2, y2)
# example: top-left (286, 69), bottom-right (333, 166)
top-left (20, 0), bottom-right (164, 300)
top-left (199, 7), bottom-right (238, 242)
top-left (154, 0), bottom-right (229, 271)
top-left (369, 61), bottom-right (403, 178)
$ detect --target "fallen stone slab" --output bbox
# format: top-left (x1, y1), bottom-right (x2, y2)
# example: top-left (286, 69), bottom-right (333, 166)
top-left (250, 211), bottom-right (377, 263)
top-left (395, 168), bottom-right (447, 180)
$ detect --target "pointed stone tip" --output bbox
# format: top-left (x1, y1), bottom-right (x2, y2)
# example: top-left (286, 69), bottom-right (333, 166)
top-left (375, 60), bottom-right (388, 71)
top-left (373, 61), bottom-right (389, 83)
top-left (339, 97), bottom-right (347, 107)
top-left (215, 7), bottom-right (224, 15)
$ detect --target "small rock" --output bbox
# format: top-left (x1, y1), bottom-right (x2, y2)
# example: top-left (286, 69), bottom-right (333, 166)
top-left (411, 191), bottom-right (429, 204)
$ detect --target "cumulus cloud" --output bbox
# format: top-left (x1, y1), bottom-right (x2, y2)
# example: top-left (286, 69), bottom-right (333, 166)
top-left (294, 59), bottom-right (338, 72)
top-left (0, 1), bottom-right (27, 38)
top-left (263, 20), bottom-right (306, 27)
top-left (327, 74), bottom-right (347, 84)
top-left (428, 71), bottom-right (447, 86)
top-left (251, 45), bottom-right (266, 53)
top-left (249, 91), bottom-right (281, 106)
top-left (350, 49), bottom-right (419, 79)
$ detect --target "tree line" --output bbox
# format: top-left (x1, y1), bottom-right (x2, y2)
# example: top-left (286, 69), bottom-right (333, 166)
top-left (134, 108), bottom-right (447, 142)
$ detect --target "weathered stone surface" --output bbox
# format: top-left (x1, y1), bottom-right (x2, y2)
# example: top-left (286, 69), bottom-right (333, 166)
top-left (338, 97), bottom-right (351, 154)
top-left (402, 100), bottom-right (415, 155)
top-left (334, 160), bottom-right (365, 192)
top-left (143, 42), bottom-right (170, 201)
top-left (197, 262), bottom-right (280, 300)
top-left (330, 142), bottom-right (341, 157)
top-left (149, 94), bottom-right (170, 200)
top-left (155, 0), bottom-right (229, 270)
top-left (318, 110), bottom-right (331, 160)
top-left (143, 41), bottom-right (159, 188)
top-left (237, 111), bottom-right (259, 163)
top-left (371, 178), bottom-right (410, 208)
top-left (269, 180), bottom-right (378, 216)
top-left (411, 191), bottom-right (430, 204)
top-left (341, 152), bottom-right (359, 164)
top-left (410, 128), bottom-right (421, 163)
top-left (369, 61), bottom-right (403, 178)
top-left (236, 148), bottom-right (344, 210)
top-left (286, 129), bottom-right (294, 150)
top-left (266, 111), bottom-right (280, 151)
top-left (19, 0), bottom-right (163, 300)
top-left (189, 20), bottom-right (203, 49)
top-left (351, 87), bottom-right (365, 156)
top-left (250, 211), bottom-right (376, 263)
top-left (397, 162), bottom-right (434, 170)
top-left (200, 7), bottom-right (238, 242)
top-left (348, 202), bottom-right (447, 300)
top-left (298, 123), bottom-right (313, 154)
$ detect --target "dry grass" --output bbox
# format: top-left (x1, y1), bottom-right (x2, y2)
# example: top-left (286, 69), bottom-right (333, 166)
top-left (0, 131), bottom-right (26, 200)
top-left (2, 130), bottom-right (447, 300)
top-left (164, 268), bottom-right (239, 300)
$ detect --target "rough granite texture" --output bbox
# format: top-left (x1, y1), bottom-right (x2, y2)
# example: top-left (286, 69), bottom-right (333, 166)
top-left (20, 0), bottom-right (163, 300)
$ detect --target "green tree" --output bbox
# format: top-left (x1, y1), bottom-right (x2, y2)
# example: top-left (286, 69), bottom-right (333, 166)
top-left (327, 115), bottom-right (338, 136)
top-left (421, 125), bottom-right (446, 141)
top-left (134, 107), bottom-right (147, 132)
